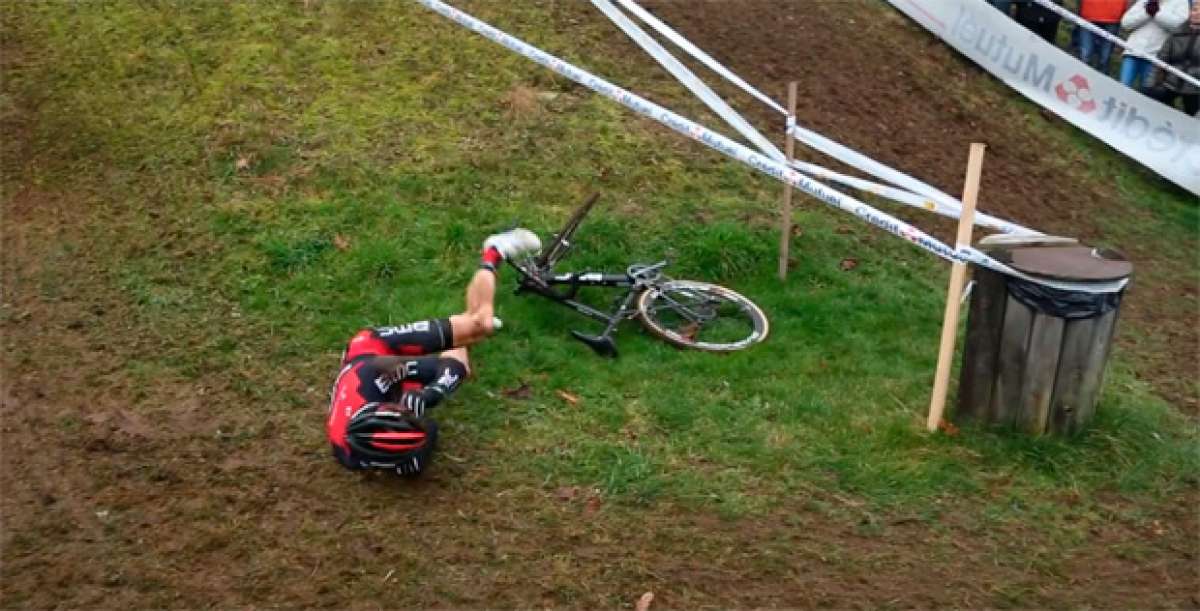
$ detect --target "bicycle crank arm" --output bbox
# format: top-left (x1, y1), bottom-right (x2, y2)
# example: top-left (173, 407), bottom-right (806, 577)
top-left (570, 330), bottom-right (618, 358)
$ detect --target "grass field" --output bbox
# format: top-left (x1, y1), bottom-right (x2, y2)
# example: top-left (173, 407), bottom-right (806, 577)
top-left (2, 1), bottom-right (1197, 607)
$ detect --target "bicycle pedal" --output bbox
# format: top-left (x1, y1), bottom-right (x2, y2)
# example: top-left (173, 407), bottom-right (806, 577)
top-left (570, 330), bottom-right (618, 358)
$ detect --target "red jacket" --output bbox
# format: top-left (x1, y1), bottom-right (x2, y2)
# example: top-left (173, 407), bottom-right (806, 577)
top-left (1080, 0), bottom-right (1127, 23)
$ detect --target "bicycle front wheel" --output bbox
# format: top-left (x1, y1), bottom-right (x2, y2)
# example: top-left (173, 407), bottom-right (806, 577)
top-left (636, 280), bottom-right (768, 352)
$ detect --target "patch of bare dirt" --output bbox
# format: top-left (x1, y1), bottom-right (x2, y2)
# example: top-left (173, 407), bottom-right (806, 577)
top-left (501, 84), bottom-right (544, 119)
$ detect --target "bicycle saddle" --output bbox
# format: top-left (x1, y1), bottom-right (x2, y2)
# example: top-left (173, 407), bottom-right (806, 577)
top-left (627, 260), bottom-right (668, 281)
top-left (570, 330), bottom-right (618, 358)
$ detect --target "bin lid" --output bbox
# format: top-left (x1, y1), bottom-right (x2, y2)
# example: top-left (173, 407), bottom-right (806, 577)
top-left (1005, 246), bottom-right (1132, 282)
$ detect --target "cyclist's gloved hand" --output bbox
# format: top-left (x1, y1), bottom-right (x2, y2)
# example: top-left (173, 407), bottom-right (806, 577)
top-left (394, 452), bottom-right (425, 476)
top-left (400, 390), bottom-right (428, 418)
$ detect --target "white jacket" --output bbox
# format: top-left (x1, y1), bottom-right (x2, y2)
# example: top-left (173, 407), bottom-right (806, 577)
top-left (1120, 0), bottom-right (1190, 56)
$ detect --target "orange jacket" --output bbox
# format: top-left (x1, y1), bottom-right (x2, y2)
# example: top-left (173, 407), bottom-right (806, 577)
top-left (1080, 0), bottom-right (1128, 23)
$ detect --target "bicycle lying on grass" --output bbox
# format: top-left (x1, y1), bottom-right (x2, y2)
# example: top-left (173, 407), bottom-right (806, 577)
top-left (510, 193), bottom-right (769, 358)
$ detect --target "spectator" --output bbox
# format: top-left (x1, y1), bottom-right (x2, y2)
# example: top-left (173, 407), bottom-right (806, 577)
top-left (1078, 0), bottom-right (1128, 73)
top-left (1146, 1), bottom-right (1200, 114)
top-left (1120, 0), bottom-right (1190, 89)
top-left (1015, 0), bottom-right (1066, 44)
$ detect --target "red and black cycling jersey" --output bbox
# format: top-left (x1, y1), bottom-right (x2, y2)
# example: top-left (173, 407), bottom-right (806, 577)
top-left (326, 319), bottom-right (465, 470)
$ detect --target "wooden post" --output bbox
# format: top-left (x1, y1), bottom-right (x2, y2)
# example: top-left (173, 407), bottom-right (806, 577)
top-left (926, 143), bottom-right (986, 432)
top-left (777, 81), bottom-right (798, 280)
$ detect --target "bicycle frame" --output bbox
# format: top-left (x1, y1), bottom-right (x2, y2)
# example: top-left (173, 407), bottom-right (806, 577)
top-left (510, 193), bottom-right (678, 357)
top-left (510, 193), bottom-right (768, 356)
top-left (513, 260), bottom-right (668, 356)
top-left (516, 270), bottom-right (638, 324)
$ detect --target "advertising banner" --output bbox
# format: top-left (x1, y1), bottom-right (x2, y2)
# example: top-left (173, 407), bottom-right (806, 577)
top-left (888, 0), bottom-right (1199, 195)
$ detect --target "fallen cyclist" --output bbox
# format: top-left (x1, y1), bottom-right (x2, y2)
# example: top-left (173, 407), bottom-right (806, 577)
top-left (325, 228), bottom-right (541, 476)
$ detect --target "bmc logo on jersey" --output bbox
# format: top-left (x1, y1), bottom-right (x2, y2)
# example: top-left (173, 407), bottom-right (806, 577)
top-left (1055, 75), bottom-right (1097, 114)
top-left (377, 321), bottom-right (430, 337)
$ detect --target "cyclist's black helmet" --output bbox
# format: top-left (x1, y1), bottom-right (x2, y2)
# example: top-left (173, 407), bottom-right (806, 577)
top-left (345, 403), bottom-right (429, 465)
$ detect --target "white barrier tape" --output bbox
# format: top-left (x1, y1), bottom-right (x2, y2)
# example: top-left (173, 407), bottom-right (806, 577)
top-left (590, 0), bottom-right (786, 162)
top-left (787, 147), bottom-right (1032, 229)
top-left (789, 122), bottom-right (955, 205)
top-left (788, 126), bottom-right (1038, 236)
top-left (612, 0), bottom-right (789, 116)
top-left (788, 150), bottom-right (1034, 234)
top-left (613, 0), bottom-right (1039, 235)
top-left (601, 0), bottom-right (1039, 235)
top-left (788, 158), bottom-right (945, 211)
top-left (1028, 0), bottom-right (1200, 90)
top-left (598, 0), bottom-right (990, 228)
top-left (963, 247), bottom-right (1125, 293)
top-left (414, 0), bottom-right (1126, 294)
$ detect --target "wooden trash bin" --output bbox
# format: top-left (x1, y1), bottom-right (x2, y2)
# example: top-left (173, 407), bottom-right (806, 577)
top-left (955, 243), bottom-right (1132, 435)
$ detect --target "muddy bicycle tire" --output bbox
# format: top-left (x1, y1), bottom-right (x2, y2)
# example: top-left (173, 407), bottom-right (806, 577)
top-left (636, 280), bottom-right (768, 352)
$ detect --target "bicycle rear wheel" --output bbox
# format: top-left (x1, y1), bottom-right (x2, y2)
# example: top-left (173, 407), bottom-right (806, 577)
top-left (636, 280), bottom-right (768, 352)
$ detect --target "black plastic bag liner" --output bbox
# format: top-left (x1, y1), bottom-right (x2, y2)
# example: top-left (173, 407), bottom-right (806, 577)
top-left (1007, 277), bottom-right (1123, 320)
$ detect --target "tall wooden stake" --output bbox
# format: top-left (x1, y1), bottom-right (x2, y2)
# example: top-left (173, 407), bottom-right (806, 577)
top-left (926, 143), bottom-right (986, 432)
top-left (777, 81), bottom-right (798, 280)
